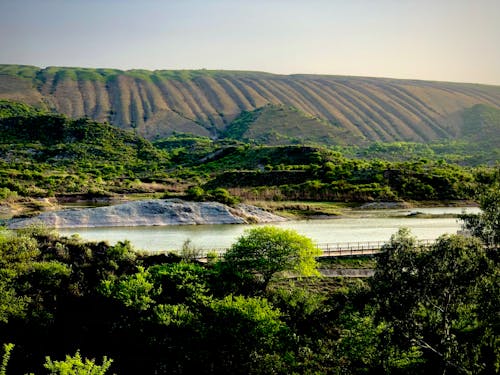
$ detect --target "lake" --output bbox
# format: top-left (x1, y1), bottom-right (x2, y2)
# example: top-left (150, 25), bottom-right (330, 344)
top-left (57, 206), bottom-right (480, 252)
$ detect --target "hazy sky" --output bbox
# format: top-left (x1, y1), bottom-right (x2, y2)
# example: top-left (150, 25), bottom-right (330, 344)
top-left (1, 0), bottom-right (499, 84)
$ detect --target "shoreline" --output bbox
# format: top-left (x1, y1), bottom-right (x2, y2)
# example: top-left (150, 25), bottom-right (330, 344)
top-left (2, 195), bottom-right (479, 224)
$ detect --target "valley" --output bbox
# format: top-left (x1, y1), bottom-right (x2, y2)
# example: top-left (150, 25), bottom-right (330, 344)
top-left (0, 70), bottom-right (498, 375)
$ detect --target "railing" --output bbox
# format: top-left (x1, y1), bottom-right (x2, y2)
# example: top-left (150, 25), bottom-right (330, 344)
top-left (317, 239), bottom-right (434, 257)
top-left (317, 241), bottom-right (385, 257)
top-left (146, 239), bottom-right (436, 259)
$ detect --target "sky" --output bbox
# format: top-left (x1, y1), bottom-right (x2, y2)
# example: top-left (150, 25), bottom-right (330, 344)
top-left (1, 0), bottom-right (499, 85)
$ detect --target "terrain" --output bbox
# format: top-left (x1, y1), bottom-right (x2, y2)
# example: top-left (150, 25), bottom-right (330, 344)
top-left (0, 65), bottom-right (498, 375)
top-left (1, 100), bottom-right (496, 221)
top-left (1, 64), bottom-right (499, 146)
top-left (8, 199), bottom-right (285, 228)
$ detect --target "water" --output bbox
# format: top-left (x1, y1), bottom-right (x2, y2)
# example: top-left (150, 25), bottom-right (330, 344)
top-left (57, 206), bottom-right (479, 252)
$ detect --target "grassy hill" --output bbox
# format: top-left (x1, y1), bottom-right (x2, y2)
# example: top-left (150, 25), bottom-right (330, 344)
top-left (1, 65), bottom-right (499, 146)
top-left (0, 101), bottom-right (170, 197)
top-left (221, 104), bottom-right (361, 145)
top-left (0, 100), bottom-right (165, 165)
top-left (461, 104), bottom-right (500, 146)
top-left (0, 101), bottom-right (492, 207)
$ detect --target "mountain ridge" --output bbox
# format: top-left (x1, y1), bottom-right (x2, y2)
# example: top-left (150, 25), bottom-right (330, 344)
top-left (1, 64), bottom-right (499, 144)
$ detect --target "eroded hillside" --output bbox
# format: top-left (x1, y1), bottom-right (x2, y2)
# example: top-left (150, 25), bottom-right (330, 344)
top-left (1, 64), bottom-right (499, 143)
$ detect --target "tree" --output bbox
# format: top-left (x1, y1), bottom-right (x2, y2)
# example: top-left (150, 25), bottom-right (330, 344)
top-left (44, 350), bottom-right (113, 375)
top-left (205, 295), bottom-right (286, 374)
top-left (223, 226), bottom-right (321, 291)
top-left (0, 228), bottom-right (41, 323)
top-left (1, 343), bottom-right (14, 375)
top-left (208, 187), bottom-right (239, 205)
top-left (371, 229), bottom-right (495, 374)
top-left (99, 266), bottom-right (155, 311)
top-left (0, 345), bottom-right (113, 375)
top-left (460, 181), bottom-right (499, 250)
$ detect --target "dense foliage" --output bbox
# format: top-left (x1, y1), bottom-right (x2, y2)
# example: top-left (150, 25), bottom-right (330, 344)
top-left (223, 227), bottom-right (321, 291)
top-left (0, 100), bottom-right (496, 209)
top-left (371, 229), bottom-right (497, 374)
top-left (0, 192), bottom-right (498, 374)
top-left (0, 101), bottom-right (171, 198)
top-left (460, 169), bottom-right (500, 250)
top-left (0, 78), bottom-right (498, 374)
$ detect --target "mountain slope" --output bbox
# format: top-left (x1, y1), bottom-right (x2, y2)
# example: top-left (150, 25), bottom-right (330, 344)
top-left (221, 104), bottom-right (361, 145)
top-left (0, 100), bottom-right (167, 166)
top-left (1, 65), bottom-right (499, 144)
top-left (461, 104), bottom-right (500, 147)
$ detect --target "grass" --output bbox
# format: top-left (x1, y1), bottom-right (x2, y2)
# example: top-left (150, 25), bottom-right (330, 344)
top-left (316, 255), bottom-right (376, 269)
top-left (272, 276), bottom-right (367, 295)
top-left (248, 200), bottom-right (358, 217)
top-left (222, 104), bottom-right (360, 146)
top-left (401, 212), bottom-right (460, 219)
top-left (1, 63), bottom-right (499, 166)
top-left (0, 64), bottom-right (39, 80)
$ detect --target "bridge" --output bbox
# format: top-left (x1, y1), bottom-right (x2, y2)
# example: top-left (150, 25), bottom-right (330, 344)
top-left (315, 239), bottom-right (434, 257)
top-left (149, 238), bottom-right (436, 260)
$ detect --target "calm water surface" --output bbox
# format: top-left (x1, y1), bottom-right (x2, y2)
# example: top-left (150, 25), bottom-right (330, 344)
top-left (58, 207), bottom-right (479, 252)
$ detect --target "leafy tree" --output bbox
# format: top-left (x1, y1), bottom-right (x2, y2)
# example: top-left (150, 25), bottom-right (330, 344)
top-left (460, 179), bottom-right (499, 249)
top-left (186, 185), bottom-right (205, 201)
top-left (371, 229), bottom-right (494, 374)
top-left (0, 229), bottom-right (40, 322)
top-left (0, 345), bottom-right (113, 375)
top-left (148, 262), bottom-right (211, 306)
top-left (205, 295), bottom-right (286, 374)
top-left (0, 343), bottom-right (14, 375)
top-left (99, 266), bottom-right (155, 311)
top-left (208, 187), bottom-right (239, 205)
top-left (153, 303), bottom-right (196, 328)
top-left (44, 350), bottom-right (113, 375)
top-left (268, 284), bottom-right (325, 327)
top-left (223, 226), bottom-right (321, 291)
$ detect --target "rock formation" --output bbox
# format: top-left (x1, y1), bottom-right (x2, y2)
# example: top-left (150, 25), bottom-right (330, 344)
top-left (8, 199), bottom-right (285, 229)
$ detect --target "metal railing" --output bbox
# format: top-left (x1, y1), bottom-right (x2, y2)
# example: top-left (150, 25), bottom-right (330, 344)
top-left (145, 239), bottom-right (436, 259)
top-left (317, 238), bottom-right (434, 257)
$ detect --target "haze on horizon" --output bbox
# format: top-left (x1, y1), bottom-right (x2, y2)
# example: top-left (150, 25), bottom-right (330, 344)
top-left (1, 0), bottom-right (499, 85)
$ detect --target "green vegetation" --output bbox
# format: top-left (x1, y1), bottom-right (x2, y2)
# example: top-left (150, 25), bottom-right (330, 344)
top-left (0, 64), bottom-right (40, 81)
top-left (0, 66), bottom-right (498, 374)
top-left (317, 255), bottom-right (376, 269)
top-left (460, 171), bottom-right (500, 249)
top-left (221, 104), bottom-right (360, 146)
top-left (185, 186), bottom-right (239, 205)
top-left (44, 351), bottom-right (113, 375)
top-left (0, 100), bottom-right (497, 221)
top-left (155, 133), bottom-right (482, 203)
top-left (462, 104), bottom-right (500, 148)
top-left (0, 100), bottom-right (42, 118)
top-left (1, 64), bottom-right (499, 151)
top-left (223, 227), bottom-right (321, 290)
top-left (0, 101), bottom-right (171, 199)
top-left (200, 149), bottom-right (476, 202)
top-left (372, 229), bottom-right (494, 374)
top-left (0, 192), bottom-right (497, 374)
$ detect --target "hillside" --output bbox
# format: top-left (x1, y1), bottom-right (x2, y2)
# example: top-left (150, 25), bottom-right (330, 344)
top-left (0, 101), bottom-right (171, 197)
top-left (1, 64), bottom-right (499, 144)
top-left (221, 104), bottom-right (361, 145)
top-left (0, 101), bottom-right (491, 209)
top-left (0, 100), bottom-right (165, 165)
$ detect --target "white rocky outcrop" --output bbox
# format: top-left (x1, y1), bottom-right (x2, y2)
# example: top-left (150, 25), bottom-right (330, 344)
top-left (8, 199), bottom-right (285, 229)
